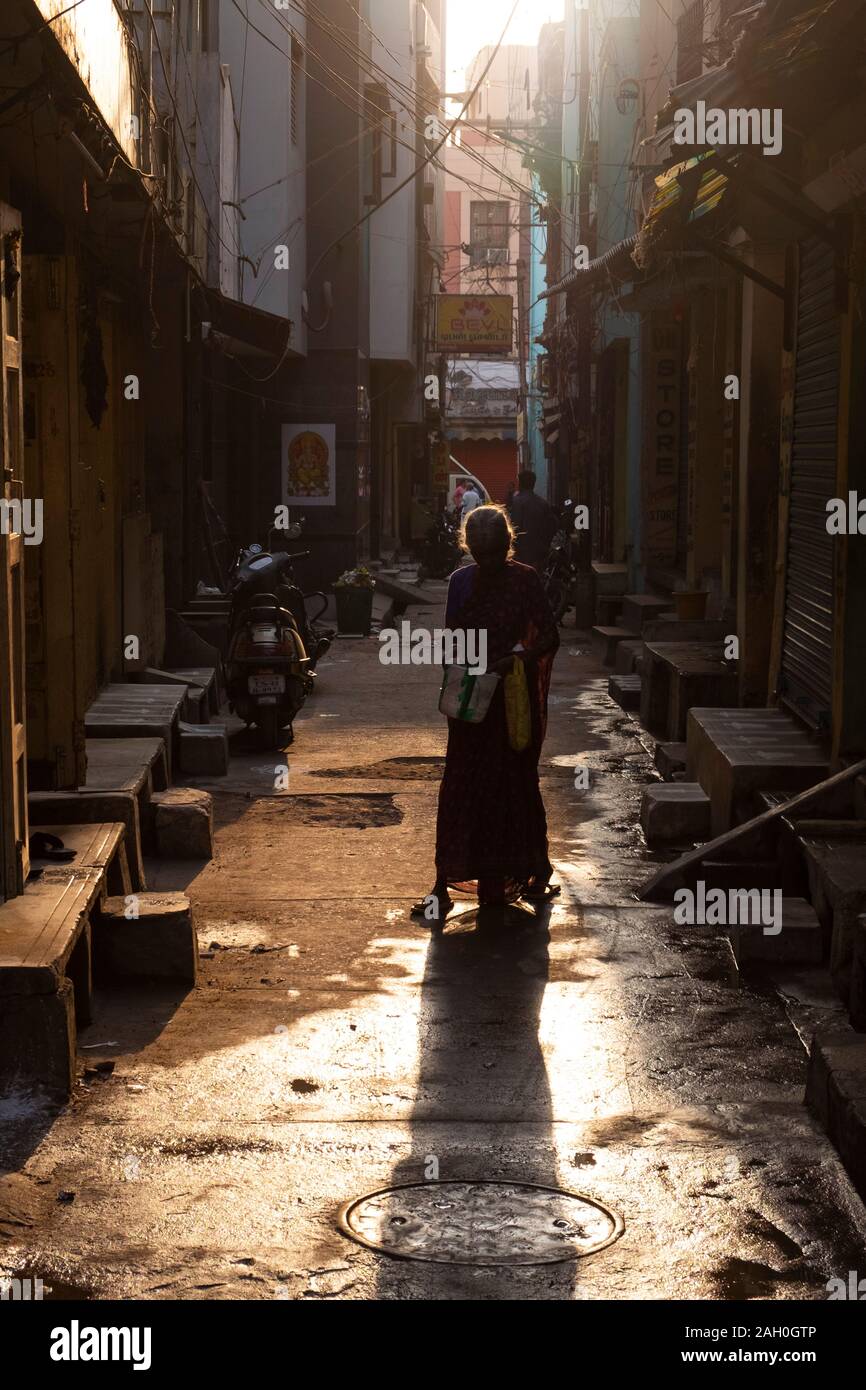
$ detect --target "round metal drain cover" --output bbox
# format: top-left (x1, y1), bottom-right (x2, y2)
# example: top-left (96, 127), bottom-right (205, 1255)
top-left (338, 1180), bottom-right (624, 1265)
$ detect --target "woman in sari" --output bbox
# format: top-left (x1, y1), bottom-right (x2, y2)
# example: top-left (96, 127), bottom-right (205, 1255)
top-left (413, 505), bottom-right (560, 923)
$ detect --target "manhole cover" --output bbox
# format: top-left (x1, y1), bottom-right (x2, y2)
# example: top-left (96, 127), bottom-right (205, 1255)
top-left (338, 1180), bottom-right (624, 1265)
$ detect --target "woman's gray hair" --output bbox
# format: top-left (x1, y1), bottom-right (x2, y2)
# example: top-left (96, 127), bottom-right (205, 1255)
top-left (459, 503), bottom-right (516, 560)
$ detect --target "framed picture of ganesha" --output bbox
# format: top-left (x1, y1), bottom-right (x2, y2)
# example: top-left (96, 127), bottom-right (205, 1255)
top-left (281, 424), bottom-right (336, 507)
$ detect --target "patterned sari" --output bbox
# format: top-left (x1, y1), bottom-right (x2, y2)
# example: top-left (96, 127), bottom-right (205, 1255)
top-left (435, 559), bottom-right (559, 902)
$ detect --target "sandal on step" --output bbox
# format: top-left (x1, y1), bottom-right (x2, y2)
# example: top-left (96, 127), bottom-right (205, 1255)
top-left (28, 832), bottom-right (77, 864)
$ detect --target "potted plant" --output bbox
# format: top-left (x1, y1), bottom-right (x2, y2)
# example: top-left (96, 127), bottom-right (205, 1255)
top-left (333, 566), bottom-right (375, 636)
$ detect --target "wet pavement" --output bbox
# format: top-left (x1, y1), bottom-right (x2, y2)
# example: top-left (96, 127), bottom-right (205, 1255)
top-left (2, 594), bottom-right (865, 1300)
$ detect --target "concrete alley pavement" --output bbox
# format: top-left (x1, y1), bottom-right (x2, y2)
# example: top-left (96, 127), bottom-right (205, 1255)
top-left (2, 596), bottom-right (866, 1300)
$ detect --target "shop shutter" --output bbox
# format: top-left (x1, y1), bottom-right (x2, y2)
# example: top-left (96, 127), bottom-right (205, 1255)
top-left (779, 237), bottom-right (839, 730)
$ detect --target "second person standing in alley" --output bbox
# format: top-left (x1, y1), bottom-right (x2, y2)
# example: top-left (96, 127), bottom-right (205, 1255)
top-left (508, 470), bottom-right (558, 572)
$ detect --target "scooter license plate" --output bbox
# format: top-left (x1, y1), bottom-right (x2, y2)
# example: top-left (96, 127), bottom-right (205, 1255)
top-left (248, 674), bottom-right (286, 695)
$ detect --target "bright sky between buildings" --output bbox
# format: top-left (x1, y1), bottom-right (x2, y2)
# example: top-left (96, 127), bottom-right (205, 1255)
top-left (446, 0), bottom-right (564, 94)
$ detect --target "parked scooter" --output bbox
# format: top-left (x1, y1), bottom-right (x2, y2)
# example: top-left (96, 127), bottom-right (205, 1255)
top-left (225, 526), bottom-right (331, 746)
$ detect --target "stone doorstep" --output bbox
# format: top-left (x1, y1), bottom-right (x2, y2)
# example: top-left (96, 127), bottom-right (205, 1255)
top-left (641, 618), bottom-right (729, 642)
top-left (82, 735), bottom-right (169, 797)
top-left (701, 861), bottom-right (780, 891)
top-left (178, 722), bottom-right (229, 777)
top-left (590, 561), bottom-right (629, 596)
top-left (590, 625), bottom-right (638, 667)
top-left (620, 593), bottom-right (671, 632)
top-left (27, 791), bottom-right (146, 893)
top-left (686, 707), bottom-right (831, 838)
top-left (800, 845), bottom-right (866, 1016)
top-left (728, 898), bottom-right (822, 966)
top-left (0, 871), bottom-right (105, 1096)
top-left (595, 595), bottom-right (623, 626)
top-left (168, 666), bottom-right (221, 715)
top-left (615, 639), bottom-right (644, 675)
top-left (640, 782), bottom-right (712, 846)
top-left (31, 822), bottom-right (131, 901)
top-left (852, 915), bottom-right (866, 1032)
top-left (806, 1027), bottom-right (866, 1201)
top-left (608, 674), bottom-right (641, 711)
top-left (637, 641), bottom-right (739, 744)
top-left (150, 788), bottom-right (214, 860)
top-left (131, 667), bottom-right (210, 724)
top-left (654, 742), bottom-right (687, 781)
top-left (182, 686), bottom-right (208, 723)
top-left (94, 892), bottom-right (197, 985)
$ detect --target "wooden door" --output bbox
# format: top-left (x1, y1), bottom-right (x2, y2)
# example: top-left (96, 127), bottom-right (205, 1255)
top-left (0, 203), bottom-right (29, 899)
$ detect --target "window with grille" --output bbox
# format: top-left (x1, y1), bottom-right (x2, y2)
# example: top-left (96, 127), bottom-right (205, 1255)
top-left (469, 201), bottom-right (510, 267)
top-left (291, 39), bottom-right (303, 145)
top-left (676, 0), bottom-right (704, 85)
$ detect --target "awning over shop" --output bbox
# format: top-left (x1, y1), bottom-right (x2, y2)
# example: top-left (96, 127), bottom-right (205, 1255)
top-left (633, 151), bottom-right (735, 272)
top-left (203, 287), bottom-right (294, 359)
top-left (538, 234), bottom-right (640, 301)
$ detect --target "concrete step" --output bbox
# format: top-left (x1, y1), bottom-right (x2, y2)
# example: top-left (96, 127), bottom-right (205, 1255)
top-left (780, 821), bottom-right (866, 900)
top-left (608, 673), bottom-right (641, 711)
top-left (615, 639), bottom-right (644, 675)
top-left (29, 790), bottom-right (146, 892)
top-left (131, 668), bottom-right (211, 722)
top-left (178, 721), bottom-right (229, 777)
top-left (799, 840), bottom-right (866, 1025)
top-left (642, 618), bottom-right (730, 643)
top-left (0, 870), bottom-right (103, 1095)
top-left (806, 1026), bottom-right (866, 1203)
top-left (591, 625), bottom-right (638, 667)
top-left (30, 821), bottom-right (131, 900)
top-left (729, 897), bottom-right (822, 966)
top-left (701, 860), bottom-right (781, 891)
top-left (95, 892), bottom-right (197, 984)
top-left (654, 741), bottom-right (687, 781)
top-left (591, 561), bottom-right (628, 596)
top-left (149, 787), bottom-right (214, 860)
top-left (85, 683), bottom-right (187, 780)
top-left (168, 667), bottom-right (221, 716)
top-left (595, 595), bottom-right (622, 626)
top-left (620, 593), bottom-right (671, 632)
top-left (641, 640), bottom-right (739, 742)
top-left (640, 782), bottom-right (712, 846)
top-left (686, 707), bottom-right (831, 837)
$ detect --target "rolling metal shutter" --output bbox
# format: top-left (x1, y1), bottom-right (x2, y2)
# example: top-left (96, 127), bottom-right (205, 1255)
top-left (779, 238), bottom-right (839, 730)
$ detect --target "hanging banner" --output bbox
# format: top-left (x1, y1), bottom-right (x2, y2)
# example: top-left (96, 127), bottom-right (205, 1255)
top-left (434, 295), bottom-right (513, 353)
top-left (282, 424), bottom-right (336, 506)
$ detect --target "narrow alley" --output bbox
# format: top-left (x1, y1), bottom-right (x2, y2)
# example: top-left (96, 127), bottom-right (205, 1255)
top-left (3, 614), bottom-right (865, 1303)
top-left (3, 0), bottom-right (866, 1354)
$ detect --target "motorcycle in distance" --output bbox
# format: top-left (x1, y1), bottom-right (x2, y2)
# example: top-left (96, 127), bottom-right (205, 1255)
top-left (542, 510), bottom-right (578, 624)
top-left (225, 521), bottom-right (332, 747)
top-left (415, 504), bottom-right (461, 581)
